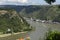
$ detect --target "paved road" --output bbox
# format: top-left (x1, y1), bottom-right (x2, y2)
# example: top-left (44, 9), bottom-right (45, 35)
top-left (26, 19), bottom-right (60, 40)
top-left (26, 20), bottom-right (49, 40)
top-left (0, 18), bottom-right (60, 40)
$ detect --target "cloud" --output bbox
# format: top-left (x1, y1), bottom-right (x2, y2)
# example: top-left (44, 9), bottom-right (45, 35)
top-left (0, 2), bottom-right (2, 3)
top-left (0, 0), bottom-right (28, 5)
top-left (7, 0), bottom-right (17, 2)
top-left (18, 0), bottom-right (28, 3)
top-left (7, 0), bottom-right (28, 3)
top-left (0, 0), bottom-right (28, 3)
top-left (0, 0), bottom-right (60, 5)
top-left (0, 0), bottom-right (5, 5)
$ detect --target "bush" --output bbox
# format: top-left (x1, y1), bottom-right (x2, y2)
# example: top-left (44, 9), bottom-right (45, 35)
top-left (46, 31), bottom-right (60, 40)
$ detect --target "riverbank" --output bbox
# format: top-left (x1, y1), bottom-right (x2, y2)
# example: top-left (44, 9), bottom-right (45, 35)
top-left (0, 31), bottom-right (28, 37)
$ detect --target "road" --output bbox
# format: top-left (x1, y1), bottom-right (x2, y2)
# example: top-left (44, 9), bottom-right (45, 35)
top-left (26, 19), bottom-right (60, 40)
top-left (26, 19), bottom-right (49, 40)
top-left (0, 18), bottom-right (60, 40)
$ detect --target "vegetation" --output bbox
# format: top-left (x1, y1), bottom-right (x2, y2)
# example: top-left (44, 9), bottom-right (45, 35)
top-left (0, 9), bottom-right (32, 34)
top-left (0, 5), bottom-right (60, 23)
top-left (44, 0), bottom-right (56, 4)
top-left (46, 31), bottom-right (60, 40)
top-left (20, 5), bottom-right (60, 23)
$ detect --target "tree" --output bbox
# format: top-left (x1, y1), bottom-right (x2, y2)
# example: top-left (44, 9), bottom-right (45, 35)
top-left (44, 0), bottom-right (56, 4)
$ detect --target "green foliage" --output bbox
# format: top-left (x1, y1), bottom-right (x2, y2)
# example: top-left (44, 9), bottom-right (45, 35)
top-left (0, 10), bottom-right (32, 34)
top-left (44, 0), bottom-right (56, 4)
top-left (46, 31), bottom-right (60, 40)
top-left (20, 5), bottom-right (60, 22)
top-left (45, 0), bottom-right (51, 4)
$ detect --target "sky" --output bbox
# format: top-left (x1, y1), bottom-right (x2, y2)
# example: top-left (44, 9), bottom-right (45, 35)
top-left (0, 0), bottom-right (60, 5)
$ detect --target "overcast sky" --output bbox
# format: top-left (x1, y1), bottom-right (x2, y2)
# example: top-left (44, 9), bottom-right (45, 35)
top-left (0, 0), bottom-right (60, 5)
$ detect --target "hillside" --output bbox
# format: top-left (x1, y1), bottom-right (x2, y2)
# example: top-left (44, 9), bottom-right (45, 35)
top-left (0, 5), bottom-right (60, 22)
top-left (0, 9), bottom-right (32, 34)
top-left (19, 5), bottom-right (60, 22)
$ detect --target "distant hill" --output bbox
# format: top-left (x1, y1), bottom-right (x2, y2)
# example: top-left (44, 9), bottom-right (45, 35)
top-left (0, 5), bottom-right (43, 12)
top-left (19, 5), bottom-right (60, 22)
top-left (0, 5), bottom-right (60, 22)
top-left (0, 5), bottom-right (25, 12)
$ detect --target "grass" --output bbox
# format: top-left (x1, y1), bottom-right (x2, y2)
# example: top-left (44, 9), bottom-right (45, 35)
top-left (0, 31), bottom-right (28, 40)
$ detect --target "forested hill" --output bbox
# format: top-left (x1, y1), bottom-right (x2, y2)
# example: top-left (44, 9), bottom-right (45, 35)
top-left (0, 5), bottom-right (60, 22)
top-left (0, 9), bottom-right (32, 34)
top-left (19, 5), bottom-right (60, 23)
top-left (0, 5), bottom-right (43, 12)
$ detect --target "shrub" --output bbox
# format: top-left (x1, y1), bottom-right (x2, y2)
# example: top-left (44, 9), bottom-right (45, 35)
top-left (46, 31), bottom-right (60, 40)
